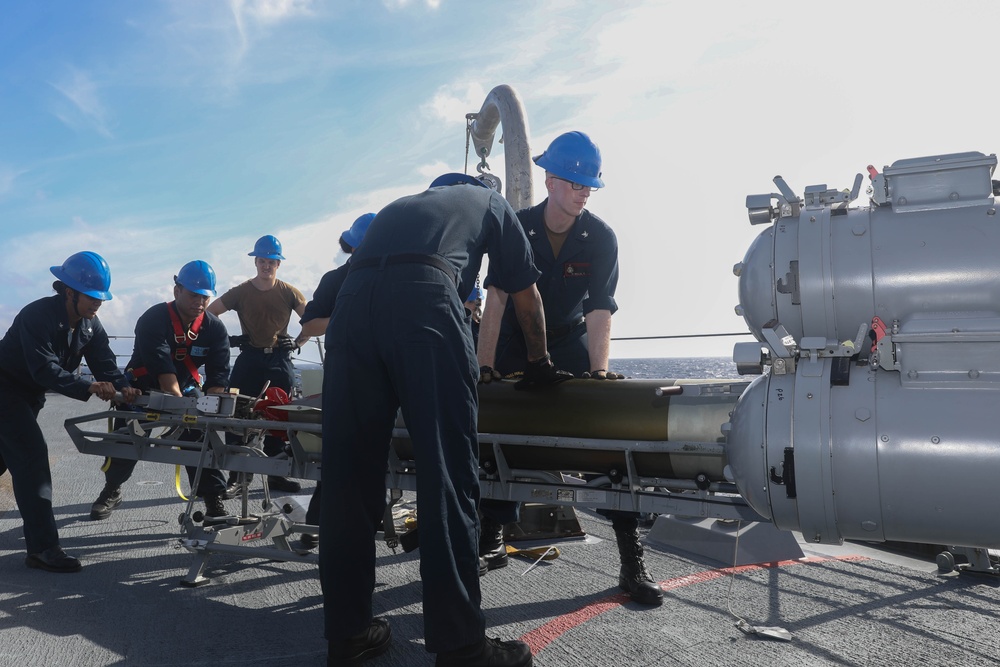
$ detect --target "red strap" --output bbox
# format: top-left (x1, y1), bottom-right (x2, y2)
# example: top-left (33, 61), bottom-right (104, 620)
top-left (870, 316), bottom-right (888, 355)
top-left (166, 302), bottom-right (204, 386)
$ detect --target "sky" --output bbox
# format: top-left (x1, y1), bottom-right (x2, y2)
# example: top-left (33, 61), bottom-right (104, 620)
top-left (3, 0), bottom-right (1000, 369)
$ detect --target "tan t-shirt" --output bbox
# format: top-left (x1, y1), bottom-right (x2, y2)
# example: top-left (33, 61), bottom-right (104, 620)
top-left (218, 279), bottom-right (306, 348)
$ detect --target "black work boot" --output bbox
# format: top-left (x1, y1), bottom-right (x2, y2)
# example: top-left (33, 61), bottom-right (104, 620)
top-left (90, 485), bottom-right (123, 520)
top-left (613, 520), bottom-right (664, 606)
top-left (203, 494), bottom-right (228, 519)
top-left (478, 515), bottom-right (509, 571)
top-left (25, 546), bottom-right (82, 573)
top-left (436, 636), bottom-right (533, 666)
top-left (328, 617), bottom-right (391, 665)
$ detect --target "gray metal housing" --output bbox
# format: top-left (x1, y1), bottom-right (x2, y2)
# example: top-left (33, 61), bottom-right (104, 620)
top-left (727, 151), bottom-right (1000, 549)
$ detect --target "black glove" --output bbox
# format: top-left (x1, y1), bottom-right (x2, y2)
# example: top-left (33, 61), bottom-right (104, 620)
top-left (229, 334), bottom-right (249, 349)
top-left (478, 365), bottom-right (501, 384)
top-left (275, 336), bottom-right (298, 352)
top-left (580, 369), bottom-right (625, 380)
top-left (514, 353), bottom-right (574, 390)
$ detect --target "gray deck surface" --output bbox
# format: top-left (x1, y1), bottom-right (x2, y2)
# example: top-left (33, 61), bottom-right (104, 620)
top-left (1, 394), bottom-right (998, 666)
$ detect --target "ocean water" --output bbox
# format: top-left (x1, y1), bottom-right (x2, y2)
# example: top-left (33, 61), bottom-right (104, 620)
top-left (611, 357), bottom-right (747, 380)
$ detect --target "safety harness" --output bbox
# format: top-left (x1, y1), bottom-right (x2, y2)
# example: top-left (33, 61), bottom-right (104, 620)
top-left (128, 302), bottom-right (205, 387)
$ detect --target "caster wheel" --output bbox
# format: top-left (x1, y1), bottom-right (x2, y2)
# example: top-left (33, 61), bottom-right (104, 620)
top-left (936, 551), bottom-right (956, 574)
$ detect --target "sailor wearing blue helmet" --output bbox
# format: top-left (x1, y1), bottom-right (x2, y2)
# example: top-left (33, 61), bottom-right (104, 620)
top-left (477, 132), bottom-right (663, 606)
top-left (479, 131), bottom-right (619, 383)
top-left (90, 261), bottom-right (232, 522)
top-left (209, 235), bottom-right (307, 497)
top-left (339, 212), bottom-right (376, 255)
top-left (0, 252), bottom-right (139, 573)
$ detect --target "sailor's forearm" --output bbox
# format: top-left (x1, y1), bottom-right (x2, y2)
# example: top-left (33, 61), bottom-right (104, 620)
top-left (585, 309), bottom-right (612, 371)
top-left (477, 287), bottom-right (507, 368)
top-left (510, 285), bottom-right (548, 362)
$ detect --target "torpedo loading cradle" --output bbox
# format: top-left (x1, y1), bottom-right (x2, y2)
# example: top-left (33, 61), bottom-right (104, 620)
top-left (727, 150), bottom-right (1000, 574)
top-left (64, 377), bottom-right (755, 584)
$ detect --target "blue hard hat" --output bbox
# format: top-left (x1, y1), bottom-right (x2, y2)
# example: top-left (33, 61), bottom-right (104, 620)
top-left (467, 286), bottom-right (483, 302)
top-left (429, 172), bottom-right (489, 189)
top-left (533, 131), bottom-right (605, 189)
top-left (50, 251), bottom-right (113, 301)
top-left (340, 212), bottom-right (376, 250)
top-left (175, 260), bottom-right (217, 296)
top-left (249, 235), bottom-right (285, 260)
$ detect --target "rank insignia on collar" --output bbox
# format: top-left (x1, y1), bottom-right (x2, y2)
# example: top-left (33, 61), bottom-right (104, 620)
top-left (580, 230), bottom-right (589, 238)
top-left (528, 229), bottom-right (537, 236)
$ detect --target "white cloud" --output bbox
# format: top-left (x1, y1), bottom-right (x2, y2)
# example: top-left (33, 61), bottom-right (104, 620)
top-left (423, 82), bottom-right (489, 125)
top-left (229, 0), bottom-right (316, 54)
top-left (419, 160), bottom-right (452, 181)
top-left (237, 0), bottom-right (316, 22)
top-left (48, 68), bottom-right (113, 138)
top-left (382, 0), bottom-right (442, 10)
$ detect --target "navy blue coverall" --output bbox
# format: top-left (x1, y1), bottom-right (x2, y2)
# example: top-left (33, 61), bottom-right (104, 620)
top-left (229, 347), bottom-right (295, 404)
top-left (101, 301), bottom-right (231, 495)
top-left (483, 199), bottom-right (623, 526)
top-left (490, 200), bottom-right (619, 375)
top-left (320, 184), bottom-right (539, 653)
top-left (301, 262), bottom-right (349, 325)
top-left (0, 294), bottom-right (129, 554)
top-left (298, 261), bottom-right (349, 525)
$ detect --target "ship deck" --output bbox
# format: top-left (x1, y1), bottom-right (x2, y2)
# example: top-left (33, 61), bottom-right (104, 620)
top-left (1, 394), bottom-right (998, 667)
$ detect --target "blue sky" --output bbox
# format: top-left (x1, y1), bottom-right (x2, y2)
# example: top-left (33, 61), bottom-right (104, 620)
top-left (3, 0), bottom-right (1000, 367)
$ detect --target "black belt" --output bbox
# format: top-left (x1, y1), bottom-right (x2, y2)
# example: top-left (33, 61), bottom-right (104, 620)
top-left (349, 253), bottom-right (459, 286)
top-left (546, 318), bottom-right (585, 338)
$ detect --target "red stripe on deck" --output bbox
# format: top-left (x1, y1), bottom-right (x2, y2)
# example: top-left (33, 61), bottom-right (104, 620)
top-left (519, 554), bottom-right (867, 654)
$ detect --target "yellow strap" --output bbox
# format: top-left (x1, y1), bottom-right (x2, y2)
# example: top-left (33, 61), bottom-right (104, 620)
top-left (102, 418), bottom-right (114, 472)
top-left (506, 544), bottom-right (560, 560)
top-left (174, 465), bottom-right (189, 501)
